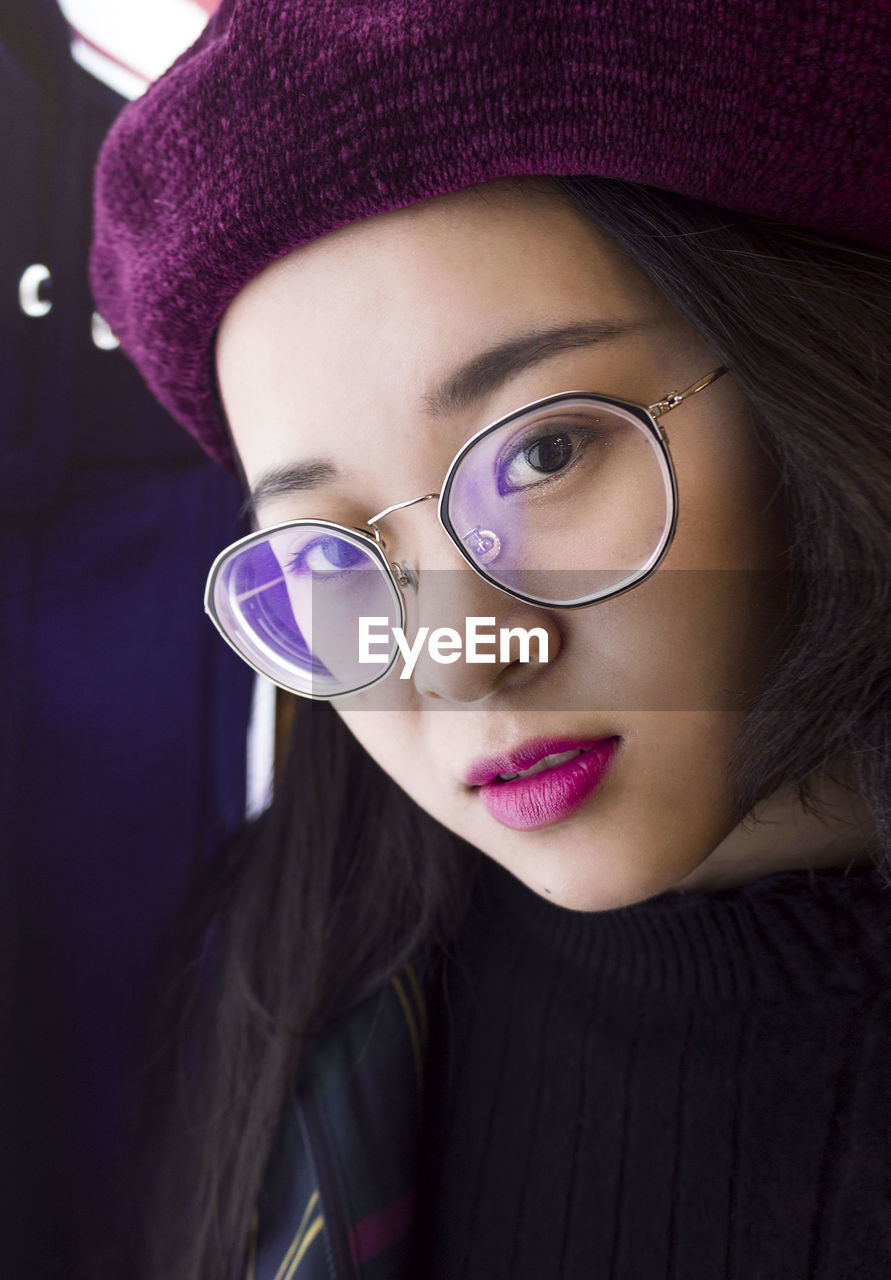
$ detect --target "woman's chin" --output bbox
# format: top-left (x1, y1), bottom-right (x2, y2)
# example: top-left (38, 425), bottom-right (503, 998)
top-left (469, 831), bottom-right (722, 912)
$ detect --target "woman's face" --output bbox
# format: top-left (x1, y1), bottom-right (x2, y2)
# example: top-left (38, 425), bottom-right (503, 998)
top-left (216, 179), bottom-right (865, 909)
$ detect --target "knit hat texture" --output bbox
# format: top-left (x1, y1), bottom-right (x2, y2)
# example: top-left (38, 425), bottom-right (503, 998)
top-left (90, 0), bottom-right (891, 471)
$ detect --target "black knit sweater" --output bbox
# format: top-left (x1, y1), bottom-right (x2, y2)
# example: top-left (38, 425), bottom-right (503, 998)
top-left (413, 854), bottom-right (891, 1279)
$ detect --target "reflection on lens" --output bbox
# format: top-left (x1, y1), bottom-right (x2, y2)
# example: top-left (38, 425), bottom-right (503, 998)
top-left (444, 396), bottom-right (674, 605)
top-left (462, 526), bottom-right (502, 565)
top-left (206, 524), bottom-right (403, 697)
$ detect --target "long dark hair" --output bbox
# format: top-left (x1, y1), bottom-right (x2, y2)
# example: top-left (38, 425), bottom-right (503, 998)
top-left (103, 178), bottom-right (891, 1279)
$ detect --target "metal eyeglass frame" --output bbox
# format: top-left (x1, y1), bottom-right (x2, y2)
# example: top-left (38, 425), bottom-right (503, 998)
top-left (204, 365), bottom-right (727, 698)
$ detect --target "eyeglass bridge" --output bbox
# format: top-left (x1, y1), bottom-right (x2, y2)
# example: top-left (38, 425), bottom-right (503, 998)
top-left (364, 491), bottom-right (503, 585)
top-left (361, 491), bottom-right (501, 583)
top-left (365, 491), bottom-right (440, 536)
top-left (364, 492), bottom-right (438, 590)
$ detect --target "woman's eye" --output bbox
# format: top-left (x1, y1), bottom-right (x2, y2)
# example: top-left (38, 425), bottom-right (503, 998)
top-left (497, 428), bottom-right (587, 494)
top-left (289, 536), bottom-right (366, 576)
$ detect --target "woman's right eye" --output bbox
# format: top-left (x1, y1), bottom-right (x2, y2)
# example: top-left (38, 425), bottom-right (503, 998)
top-left (288, 536), bottom-right (366, 576)
top-left (495, 423), bottom-right (593, 495)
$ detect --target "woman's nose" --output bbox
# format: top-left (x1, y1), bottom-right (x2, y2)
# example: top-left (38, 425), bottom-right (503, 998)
top-left (395, 523), bottom-right (561, 703)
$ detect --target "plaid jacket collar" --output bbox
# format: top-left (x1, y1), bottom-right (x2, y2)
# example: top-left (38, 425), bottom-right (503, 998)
top-left (246, 960), bottom-right (428, 1280)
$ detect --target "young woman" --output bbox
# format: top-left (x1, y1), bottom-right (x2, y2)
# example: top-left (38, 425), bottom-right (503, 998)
top-left (90, 3), bottom-right (891, 1277)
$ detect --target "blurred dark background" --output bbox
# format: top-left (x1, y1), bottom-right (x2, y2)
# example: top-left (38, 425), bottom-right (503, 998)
top-left (0, 0), bottom-right (252, 1272)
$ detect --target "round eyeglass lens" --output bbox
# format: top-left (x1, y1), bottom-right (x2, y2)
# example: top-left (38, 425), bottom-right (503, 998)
top-left (206, 524), bottom-right (403, 698)
top-left (442, 396), bottom-right (675, 606)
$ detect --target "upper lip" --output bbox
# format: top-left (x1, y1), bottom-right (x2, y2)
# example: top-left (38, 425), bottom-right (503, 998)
top-left (464, 735), bottom-right (618, 787)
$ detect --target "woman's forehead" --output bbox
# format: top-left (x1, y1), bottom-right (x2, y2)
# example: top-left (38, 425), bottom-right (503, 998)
top-left (213, 181), bottom-right (691, 509)
top-left (215, 180), bottom-right (674, 486)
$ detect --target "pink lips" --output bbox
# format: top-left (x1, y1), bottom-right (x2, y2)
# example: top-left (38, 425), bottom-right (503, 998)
top-left (466, 736), bottom-right (620, 831)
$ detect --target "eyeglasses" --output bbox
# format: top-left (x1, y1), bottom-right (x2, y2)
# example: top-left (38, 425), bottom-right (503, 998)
top-left (205, 366), bottom-right (727, 699)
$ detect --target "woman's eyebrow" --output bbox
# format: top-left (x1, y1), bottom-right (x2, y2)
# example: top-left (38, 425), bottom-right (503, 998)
top-left (246, 317), bottom-right (644, 513)
top-left (245, 459), bottom-right (338, 515)
top-left (420, 317), bottom-right (648, 417)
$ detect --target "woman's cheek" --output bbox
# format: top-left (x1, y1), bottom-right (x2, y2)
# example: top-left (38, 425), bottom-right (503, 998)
top-left (336, 705), bottom-right (436, 798)
top-left (565, 572), bottom-right (778, 716)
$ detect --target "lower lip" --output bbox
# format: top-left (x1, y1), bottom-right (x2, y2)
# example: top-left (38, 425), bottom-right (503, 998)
top-left (477, 738), bottom-right (620, 831)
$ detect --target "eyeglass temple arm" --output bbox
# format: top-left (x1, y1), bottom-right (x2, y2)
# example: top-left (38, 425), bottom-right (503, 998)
top-left (648, 366), bottom-right (728, 419)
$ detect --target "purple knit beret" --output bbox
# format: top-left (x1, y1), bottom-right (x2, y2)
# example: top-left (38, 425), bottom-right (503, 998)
top-left (90, 0), bottom-right (891, 472)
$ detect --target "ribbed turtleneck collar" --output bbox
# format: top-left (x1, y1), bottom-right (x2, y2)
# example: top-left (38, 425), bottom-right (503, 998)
top-left (474, 854), bottom-right (891, 1007)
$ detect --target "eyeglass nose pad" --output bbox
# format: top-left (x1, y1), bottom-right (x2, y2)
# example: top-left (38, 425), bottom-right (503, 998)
top-left (462, 527), bottom-right (502, 566)
top-left (391, 560), bottom-right (419, 591)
